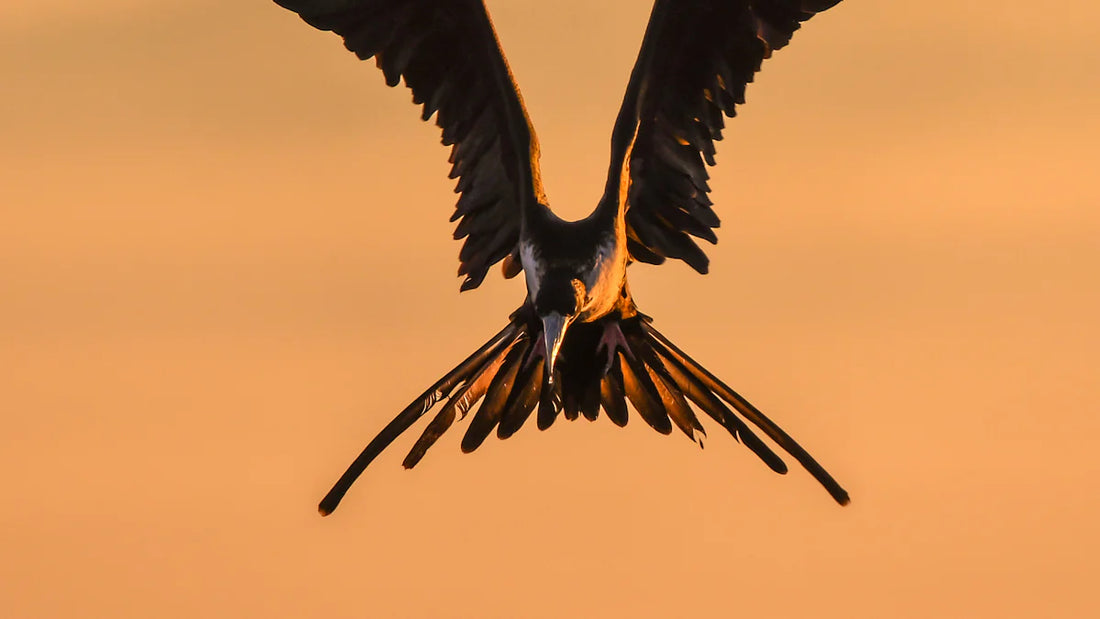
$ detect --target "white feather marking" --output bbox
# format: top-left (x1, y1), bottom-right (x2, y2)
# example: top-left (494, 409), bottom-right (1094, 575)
top-left (520, 239), bottom-right (542, 303)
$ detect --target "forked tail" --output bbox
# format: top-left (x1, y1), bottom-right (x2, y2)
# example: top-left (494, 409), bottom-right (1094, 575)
top-left (318, 306), bottom-right (849, 515)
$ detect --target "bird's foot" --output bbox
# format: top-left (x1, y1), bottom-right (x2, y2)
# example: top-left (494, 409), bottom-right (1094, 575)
top-left (597, 321), bottom-right (630, 375)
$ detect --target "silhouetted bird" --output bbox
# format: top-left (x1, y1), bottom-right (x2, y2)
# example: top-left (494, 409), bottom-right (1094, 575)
top-left (273, 0), bottom-right (850, 515)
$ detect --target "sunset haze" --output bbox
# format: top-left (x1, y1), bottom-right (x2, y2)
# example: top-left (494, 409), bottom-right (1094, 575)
top-left (2, 1), bottom-right (1098, 617)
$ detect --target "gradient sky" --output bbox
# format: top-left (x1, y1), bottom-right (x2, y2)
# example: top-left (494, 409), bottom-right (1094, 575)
top-left (2, 1), bottom-right (1099, 617)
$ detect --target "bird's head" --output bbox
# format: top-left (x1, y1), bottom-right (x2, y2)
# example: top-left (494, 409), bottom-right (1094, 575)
top-left (534, 276), bottom-right (587, 383)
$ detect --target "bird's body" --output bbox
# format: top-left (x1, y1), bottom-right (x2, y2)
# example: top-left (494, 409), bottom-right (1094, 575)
top-left (273, 0), bottom-right (852, 515)
top-left (521, 201), bottom-right (629, 323)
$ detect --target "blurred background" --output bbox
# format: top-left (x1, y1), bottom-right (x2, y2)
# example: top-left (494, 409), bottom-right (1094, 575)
top-left (2, 1), bottom-right (1098, 617)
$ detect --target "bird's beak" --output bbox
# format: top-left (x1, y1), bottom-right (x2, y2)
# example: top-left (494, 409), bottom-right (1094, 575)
top-left (541, 312), bottom-right (572, 384)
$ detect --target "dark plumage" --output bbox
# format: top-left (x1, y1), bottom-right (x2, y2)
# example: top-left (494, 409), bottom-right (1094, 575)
top-left (273, 0), bottom-right (850, 516)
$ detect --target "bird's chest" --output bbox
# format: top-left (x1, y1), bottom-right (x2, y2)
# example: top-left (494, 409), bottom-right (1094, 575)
top-left (577, 236), bottom-right (628, 321)
top-left (520, 234), bottom-right (627, 323)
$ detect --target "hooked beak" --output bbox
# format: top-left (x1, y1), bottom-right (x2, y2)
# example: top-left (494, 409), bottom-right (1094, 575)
top-left (541, 312), bottom-right (572, 385)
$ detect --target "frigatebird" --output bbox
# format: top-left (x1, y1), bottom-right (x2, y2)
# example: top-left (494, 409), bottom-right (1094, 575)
top-left (274, 0), bottom-right (850, 515)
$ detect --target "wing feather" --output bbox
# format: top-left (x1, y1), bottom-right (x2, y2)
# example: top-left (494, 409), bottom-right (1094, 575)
top-left (606, 0), bottom-right (843, 271)
top-left (276, 0), bottom-right (544, 290)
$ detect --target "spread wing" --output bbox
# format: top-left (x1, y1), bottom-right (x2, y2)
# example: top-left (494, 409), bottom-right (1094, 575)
top-left (275, 0), bottom-right (545, 290)
top-left (606, 0), bottom-right (843, 272)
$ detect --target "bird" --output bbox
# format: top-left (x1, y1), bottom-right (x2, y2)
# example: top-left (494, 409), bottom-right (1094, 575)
top-left (273, 0), bottom-right (851, 515)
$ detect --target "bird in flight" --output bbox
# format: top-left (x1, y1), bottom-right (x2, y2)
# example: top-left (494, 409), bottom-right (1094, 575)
top-left (274, 0), bottom-right (850, 515)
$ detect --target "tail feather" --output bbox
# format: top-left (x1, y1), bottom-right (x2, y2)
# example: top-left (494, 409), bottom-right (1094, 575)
top-left (561, 325), bottom-right (605, 422)
top-left (646, 361), bottom-right (700, 441)
top-left (462, 337), bottom-right (531, 453)
top-left (403, 332), bottom-right (522, 467)
top-left (401, 404), bottom-right (457, 470)
top-left (317, 323), bottom-right (519, 516)
top-left (497, 352), bottom-right (543, 439)
top-left (645, 347), bottom-right (703, 439)
top-left (318, 307), bottom-right (849, 515)
top-left (648, 337), bottom-right (789, 474)
top-left (579, 376), bottom-right (602, 422)
top-left (619, 349), bottom-right (674, 435)
top-left (600, 362), bottom-right (630, 427)
top-left (536, 374), bottom-right (561, 430)
top-left (627, 328), bottom-right (706, 443)
top-left (643, 321), bottom-right (851, 506)
top-left (562, 392), bottom-right (581, 421)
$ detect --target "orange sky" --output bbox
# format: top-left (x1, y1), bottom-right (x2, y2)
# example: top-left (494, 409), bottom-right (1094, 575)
top-left (2, 2), bottom-right (1099, 617)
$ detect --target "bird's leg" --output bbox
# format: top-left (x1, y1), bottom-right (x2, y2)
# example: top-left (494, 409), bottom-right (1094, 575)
top-left (597, 320), bottom-right (630, 375)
